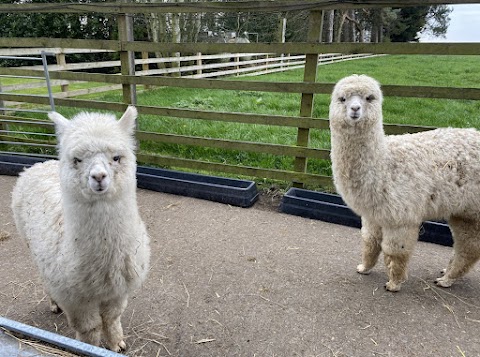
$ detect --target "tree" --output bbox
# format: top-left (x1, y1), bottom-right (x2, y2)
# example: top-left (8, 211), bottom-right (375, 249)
top-left (421, 5), bottom-right (452, 39)
top-left (0, 0), bottom-right (453, 51)
top-left (386, 5), bottom-right (451, 42)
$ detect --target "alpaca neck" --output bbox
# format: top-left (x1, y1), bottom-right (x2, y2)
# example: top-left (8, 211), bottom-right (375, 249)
top-left (62, 193), bottom-right (139, 251)
top-left (332, 120), bottom-right (387, 184)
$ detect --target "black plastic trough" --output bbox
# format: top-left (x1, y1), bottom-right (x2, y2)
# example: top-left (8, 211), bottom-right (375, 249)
top-left (280, 187), bottom-right (453, 247)
top-left (0, 154), bottom-right (258, 208)
top-left (0, 154), bottom-right (46, 176)
top-left (137, 166), bottom-right (258, 208)
top-left (0, 316), bottom-right (123, 357)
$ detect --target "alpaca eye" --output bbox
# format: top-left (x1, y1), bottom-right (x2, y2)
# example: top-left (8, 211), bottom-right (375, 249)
top-left (113, 155), bottom-right (121, 163)
top-left (73, 157), bottom-right (82, 165)
top-left (339, 97), bottom-right (346, 103)
top-left (366, 95), bottom-right (375, 102)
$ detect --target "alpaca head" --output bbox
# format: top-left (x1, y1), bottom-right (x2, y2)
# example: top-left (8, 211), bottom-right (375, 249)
top-left (48, 106), bottom-right (138, 201)
top-left (329, 74), bottom-right (383, 131)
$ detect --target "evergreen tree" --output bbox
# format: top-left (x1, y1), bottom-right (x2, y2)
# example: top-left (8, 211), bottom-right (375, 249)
top-left (388, 6), bottom-right (451, 42)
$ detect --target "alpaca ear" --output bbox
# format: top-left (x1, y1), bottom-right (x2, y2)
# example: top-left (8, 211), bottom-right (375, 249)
top-left (118, 106), bottom-right (137, 135)
top-left (48, 112), bottom-right (70, 138)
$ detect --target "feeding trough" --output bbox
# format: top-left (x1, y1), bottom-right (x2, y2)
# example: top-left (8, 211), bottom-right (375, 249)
top-left (137, 166), bottom-right (258, 208)
top-left (280, 187), bottom-right (453, 247)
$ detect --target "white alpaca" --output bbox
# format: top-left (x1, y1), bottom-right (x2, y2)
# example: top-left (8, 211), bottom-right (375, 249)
top-left (11, 106), bottom-right (150, 351)
top-left (329, 74), bottom-right (480, 292)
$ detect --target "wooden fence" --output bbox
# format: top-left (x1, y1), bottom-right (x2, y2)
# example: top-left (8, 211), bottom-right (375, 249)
top-left (1, 0), bottom-right (480, 189)
top-left (0, 47), bottom-right (377, 100)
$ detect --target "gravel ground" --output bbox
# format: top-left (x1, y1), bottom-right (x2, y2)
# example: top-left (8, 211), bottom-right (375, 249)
top-left (1, 174), bottom-right (480, 357)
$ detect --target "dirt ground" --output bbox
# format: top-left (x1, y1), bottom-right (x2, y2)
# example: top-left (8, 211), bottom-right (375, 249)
top-left (1, 174), bottom-right (480, 357)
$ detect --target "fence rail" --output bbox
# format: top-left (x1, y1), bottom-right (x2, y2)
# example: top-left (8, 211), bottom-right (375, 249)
top-left (0, 0), bottom-right (478, 13)
top-left (1, 0), bottom-right (480, 189)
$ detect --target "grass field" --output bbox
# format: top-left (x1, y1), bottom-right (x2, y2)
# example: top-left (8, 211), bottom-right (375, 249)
top-left (2, 54), bottom-right (480, 188)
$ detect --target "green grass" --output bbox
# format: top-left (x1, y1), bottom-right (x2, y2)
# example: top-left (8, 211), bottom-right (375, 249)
top-left (0, 77), bottom-right (111, 96)
top-left (3, 54), bottom-right (480, 188)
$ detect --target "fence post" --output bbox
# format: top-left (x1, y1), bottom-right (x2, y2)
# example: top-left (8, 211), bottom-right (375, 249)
top-left (293, 10), bottom-right (323, 188)
top-left (118, 8), bottom-right (137, 105)
top-left (0, 82), bottom-right (5, 132)
top-left (55, 50), bottom-right (69, 93)
top-left (278, 12), bottom-right (286, 69)
top-left (196, 52), bottom-right (202, 77)
top-left (141, 51), bottom-right (150, 90)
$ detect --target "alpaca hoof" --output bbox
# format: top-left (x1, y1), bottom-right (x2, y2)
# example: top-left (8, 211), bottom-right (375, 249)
top-left (356, 264), bottom-right (371, 275)
top-left (108, 340), bottom-right (126, 352)
top-left (50, 300), bottom-right (61, 314)
top-left (384, 281), bottom-right (401, 292)
top-left (435, 277), bottom-right (454, 288)
top-left (114, 340), bottom-right (127, 352)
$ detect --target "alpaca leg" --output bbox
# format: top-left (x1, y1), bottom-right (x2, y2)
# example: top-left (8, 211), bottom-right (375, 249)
top-left (101, 298), bottom-right (128, 352)
top-left (357, 218), bottom-right (382, 274)
top-left (66, 305), bottom-right (102, 346)
top-left (436, 218), bottom-right (480, 288)
top-left (382, 226), bottom-right (418, 292)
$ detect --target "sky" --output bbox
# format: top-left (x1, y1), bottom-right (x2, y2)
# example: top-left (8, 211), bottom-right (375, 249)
top-left (420, 4), bottom-right (480, 42)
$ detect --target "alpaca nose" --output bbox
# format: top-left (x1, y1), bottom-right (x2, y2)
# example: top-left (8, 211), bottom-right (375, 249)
top-left (90, 164), bottom-right (108, 183)
top-left (91, 172), bottom-right (106, 183)
top-left (351, 105), bottom-right (361, 112)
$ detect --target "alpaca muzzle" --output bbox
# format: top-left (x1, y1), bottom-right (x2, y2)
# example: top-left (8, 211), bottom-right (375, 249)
top-left (88, 163), bottom-right (111, 194)
top-left (347, 97), bottom-right (363, 120)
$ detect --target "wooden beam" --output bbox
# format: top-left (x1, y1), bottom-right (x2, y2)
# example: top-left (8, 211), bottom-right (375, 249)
top-left (137, 131), bottom-right (331, 160)
top-left (1, 38), bottom-right (479, 56)
top-left (2, 67), bottom-right (480, 100)
top-left (136, 153), bottom-right (334, 187)
top-left (0, 0), bottom-right (478, 14)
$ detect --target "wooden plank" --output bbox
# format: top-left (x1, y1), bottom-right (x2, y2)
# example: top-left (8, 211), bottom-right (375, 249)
top-left (137, 131), bottom-right (331, 160)
top-left (0, 37), bottom-right (119, 51)
top-left (383, 85), bottom-right (480, 100)
top-left (0, 93), bottom-right (331, 129)
top-left (0, 0), bottom-right (477, 14)
top-left (0, 131), bottom-right (55, 139)
top-left (0, 114), bottom-right (50, 122)
top-left (240, 65), bottom-right (306, 78)
top-left (2, 68), bottom-right (479, 101)
top-left (52, 85), bottom-right (123, 99)
top-left (0, 93), bottom-right (466, 136)
top-left (0, 48), bottom-right (112, 56)
top-left (121, 41), bottom-right (480, 56)
top-left (1, 38), bottom-right (479, 56)
top-left (0, 66), bottom-right (326, 94)
top-left (17, 52), bottom-right (269, 71)
top-left (0, 119), bottom-right (54, 131)
top-left (136, 153), bottom-right (334, 187)
top-left (0, 135), bottom-right (55, 146)
top-left (1, 80), bottom-right (69, 92)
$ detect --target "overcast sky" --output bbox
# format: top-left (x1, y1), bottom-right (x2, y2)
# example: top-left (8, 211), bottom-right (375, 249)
top-left (420, 4), bottom-right (480, 42)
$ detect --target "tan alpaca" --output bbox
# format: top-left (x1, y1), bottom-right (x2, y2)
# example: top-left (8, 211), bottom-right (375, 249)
top-left (330, 74), bottom-right (480, 291)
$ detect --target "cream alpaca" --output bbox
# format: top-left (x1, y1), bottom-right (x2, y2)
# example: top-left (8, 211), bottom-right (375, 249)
top-left (330, 74), bottom-right (480, 292)
top-left (11, 106), bottom-right (150, 351)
